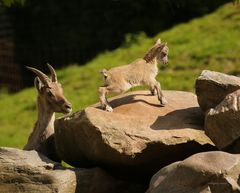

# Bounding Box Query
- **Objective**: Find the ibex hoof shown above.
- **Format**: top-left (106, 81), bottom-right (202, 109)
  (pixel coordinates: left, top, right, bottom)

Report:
top-left (160, 97), bottom-right (168, 106)
top-left (105, 105), bottom-right (113, 112)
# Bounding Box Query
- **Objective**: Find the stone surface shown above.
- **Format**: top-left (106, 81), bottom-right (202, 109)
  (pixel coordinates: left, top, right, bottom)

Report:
top-left (146, 151), bottom-right (240, 193)
top-left (0, 147), bottom-right (137, 193)
top-left (195, 70), bottom-right (240, 112)
top-left (205, 89), bottom-right (240, 150)
top-left (55, 90), bottom-right (215, 177)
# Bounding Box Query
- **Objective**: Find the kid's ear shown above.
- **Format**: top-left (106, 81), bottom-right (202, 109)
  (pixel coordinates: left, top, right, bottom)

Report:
top-left (100, 69), bottom-right (108, 77)
top-left (34, 77), bottom-right (43, 93)
top-left (155, 38), bottom-right (161, 44)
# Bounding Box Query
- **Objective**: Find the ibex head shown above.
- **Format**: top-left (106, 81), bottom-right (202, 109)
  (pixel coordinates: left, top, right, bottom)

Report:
top-left (155, 39), bottom-right (169, 65)
top-left (27, 64), bottom-right (72, 114)
top-left (144, 39), bottom-right (169, 65)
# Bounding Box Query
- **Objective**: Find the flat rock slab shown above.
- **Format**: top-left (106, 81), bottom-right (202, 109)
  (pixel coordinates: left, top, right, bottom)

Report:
top-left (0, 147), bottom-right (122, 193)
top-left (146, 151), bottom-right (240, 193)
top-left (55, 90), bottom-right (215, 177)
top-left (205, 89), bottom-right (240, 151)
top-left (195, 70), bottom-right (240, 112)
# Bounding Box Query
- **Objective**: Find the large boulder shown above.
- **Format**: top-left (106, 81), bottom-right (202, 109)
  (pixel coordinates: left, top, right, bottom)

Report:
top-left (195, 70), bottom-right (240, 112)
top-left (0, 147), bottom-right (141, 193)
top-left (205, 89), bottom-right (240, 151)
top-left (146, 151), bottom-right (240, 193)
top-left (55, 90), bottom-right (215, 177)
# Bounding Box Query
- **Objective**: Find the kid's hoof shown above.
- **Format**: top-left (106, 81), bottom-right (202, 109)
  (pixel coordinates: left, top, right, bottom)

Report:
top-left (160, 97), bottom-right (168, 106)
top-left (105, 106), bottom-right (113, 112)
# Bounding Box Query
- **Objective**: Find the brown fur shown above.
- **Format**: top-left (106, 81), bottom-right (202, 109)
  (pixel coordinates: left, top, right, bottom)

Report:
top-left (144, 43), bottom-right (165, 63)
top-left (24, 64), bottom-right (72, 161)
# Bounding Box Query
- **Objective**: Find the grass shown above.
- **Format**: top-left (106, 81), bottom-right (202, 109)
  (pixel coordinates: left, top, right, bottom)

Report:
top-left (0, 3), bottom-right (240, 148)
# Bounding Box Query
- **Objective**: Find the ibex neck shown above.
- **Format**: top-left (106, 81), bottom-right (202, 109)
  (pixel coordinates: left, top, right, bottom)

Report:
top-left (37, 97), bottom-right (55, 137)
top-left (149, 57), bottom-right (158, 66)
top-left (24, 96), bottom-right (55, 150)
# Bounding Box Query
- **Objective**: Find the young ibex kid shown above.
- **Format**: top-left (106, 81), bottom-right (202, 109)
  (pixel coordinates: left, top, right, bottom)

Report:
top-left (99, 39), bottom-right (169, 112)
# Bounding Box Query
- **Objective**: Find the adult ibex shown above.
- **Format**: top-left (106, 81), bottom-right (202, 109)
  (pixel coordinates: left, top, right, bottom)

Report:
top-left (99, 39), bottom-right (169, 112)
top-left (24, 64), bottom-right (72, 161)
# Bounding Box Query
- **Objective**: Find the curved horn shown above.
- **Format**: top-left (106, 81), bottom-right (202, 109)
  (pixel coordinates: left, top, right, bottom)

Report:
top-left (47, 63), bottom-right (57, 82)
top-left (26, 66), bottom-right (50, 85)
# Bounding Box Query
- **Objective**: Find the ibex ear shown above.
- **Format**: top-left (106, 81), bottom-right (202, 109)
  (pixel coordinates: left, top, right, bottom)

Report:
top-left (34, 77), bottom-right (43, 93)
top-left (100, 69), bottom-right (108, 77)
top-left (155, 38), bottom-right (161, 45)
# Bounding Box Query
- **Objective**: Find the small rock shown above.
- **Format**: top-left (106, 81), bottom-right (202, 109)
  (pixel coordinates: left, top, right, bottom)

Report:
top-left (205, 89), bottom-right (240, 151)
top-left (195, 70), bottom-right (240, 112)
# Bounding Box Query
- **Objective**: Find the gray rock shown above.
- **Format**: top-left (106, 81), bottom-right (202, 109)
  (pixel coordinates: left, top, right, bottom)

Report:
top-left (195, 70), bottom-right (240, 112)
top-left (54, 90), bottom-right (215, 177)
top-left (146, 151), bottom-right (240, 193)
top-left (0, 147), bottom-right (120, 193)
top-left (205, 89), bottom-right (240, 151)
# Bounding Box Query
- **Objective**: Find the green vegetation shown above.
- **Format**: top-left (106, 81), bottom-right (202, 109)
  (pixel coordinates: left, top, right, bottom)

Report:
top-left (0, 0), bottom-right (26, 6)
top-left (0, 3), bottom-right (240, 148)
top-left (9, 0), bottom-right (229, 67)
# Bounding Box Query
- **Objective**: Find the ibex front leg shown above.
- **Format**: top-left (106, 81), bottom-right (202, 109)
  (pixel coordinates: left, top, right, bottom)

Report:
top-left (98, 86), bottom-right (113, 112)
top-left (150, 86), bottom-right (157, 96)
top-left (151, 80), bottom-right (167, 106)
